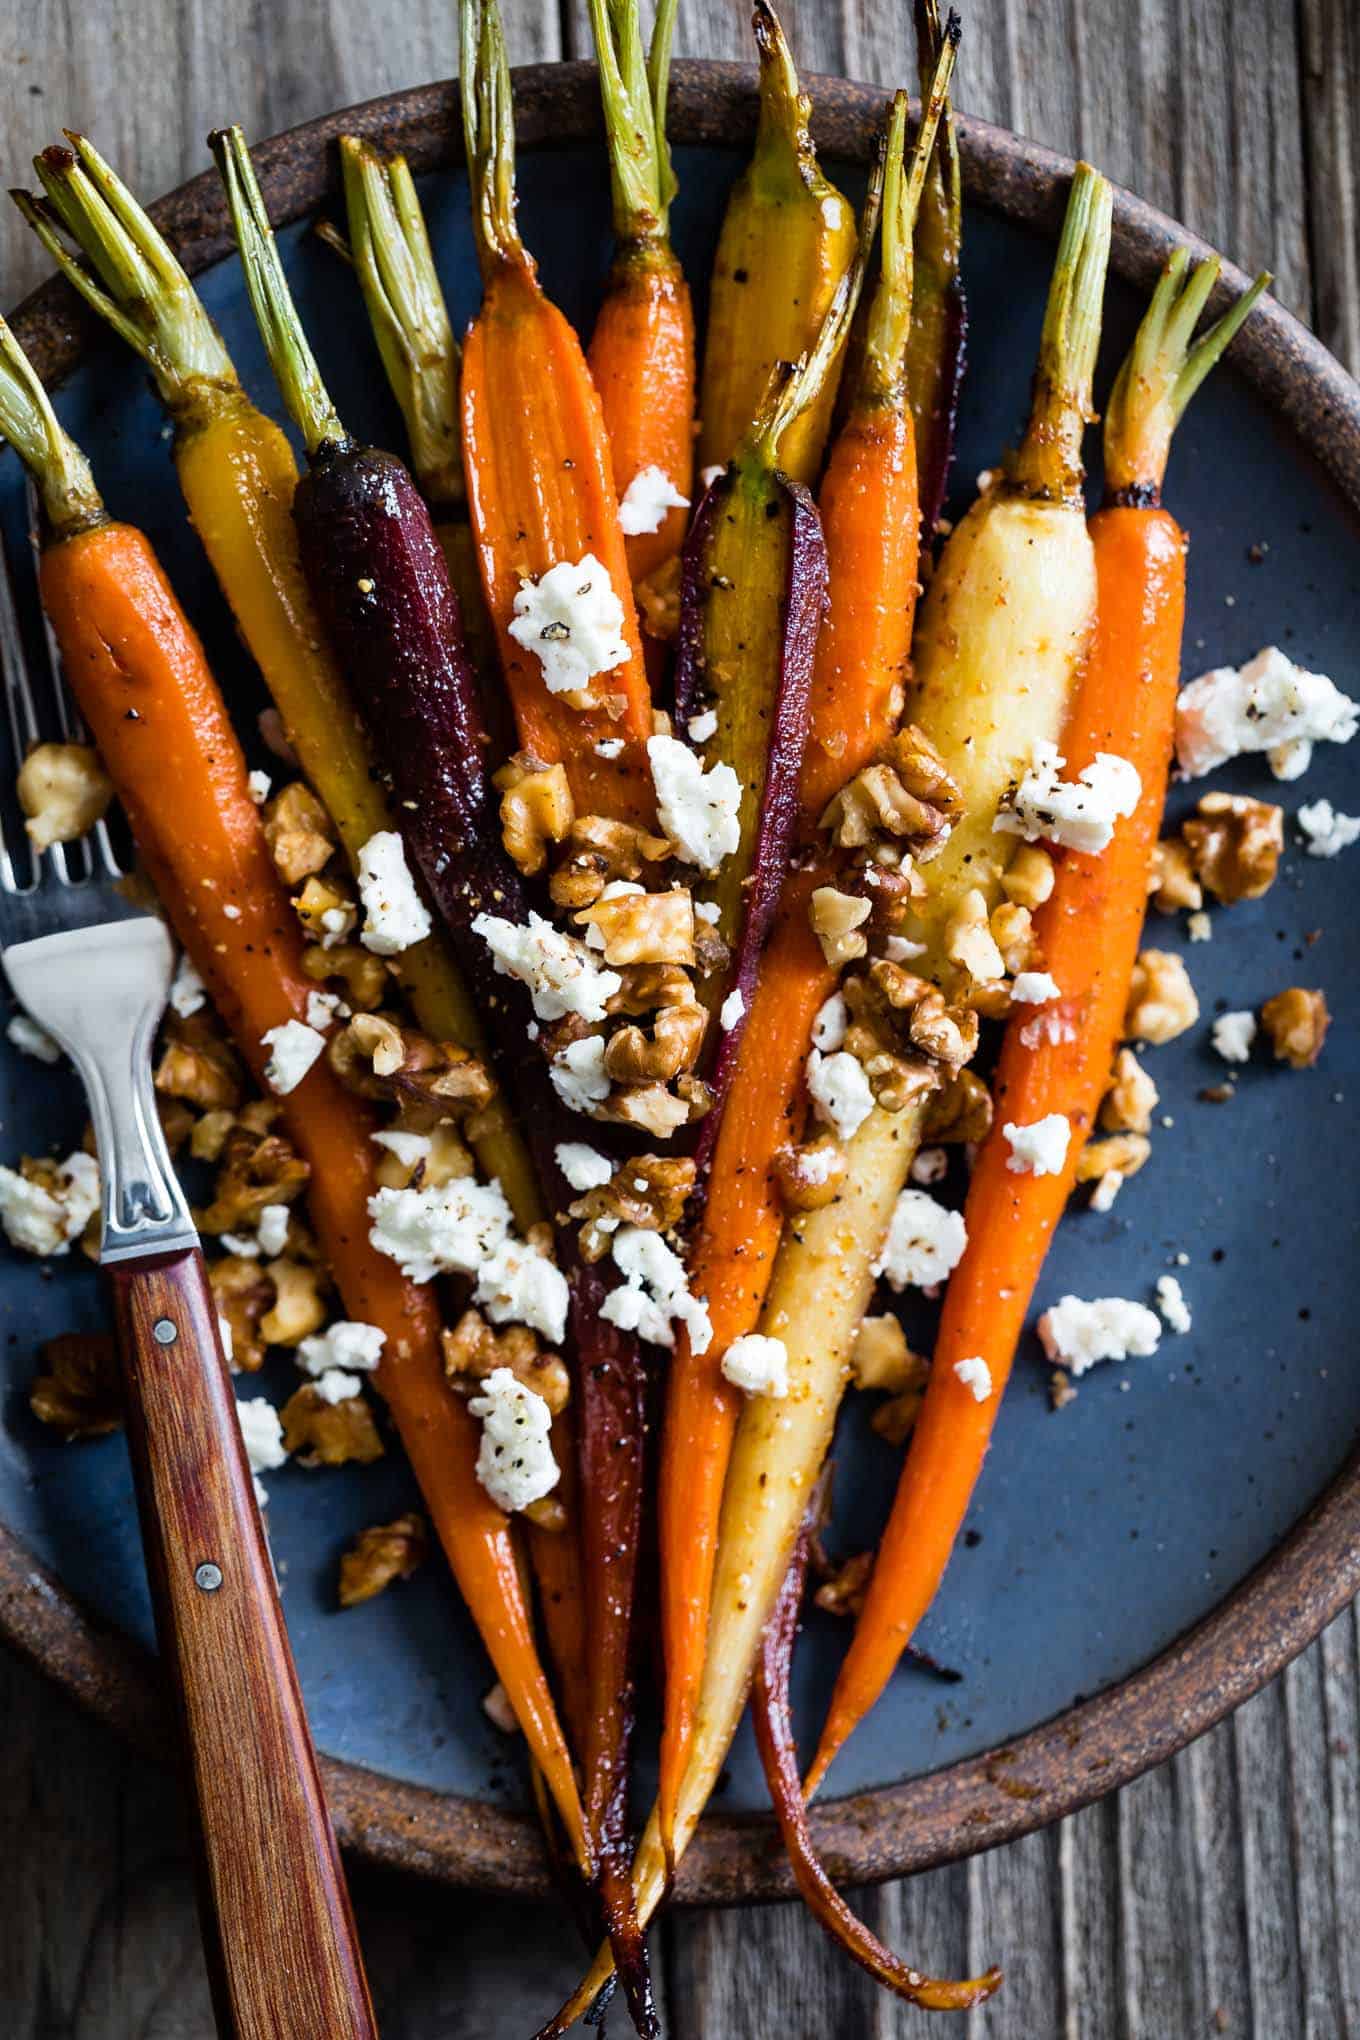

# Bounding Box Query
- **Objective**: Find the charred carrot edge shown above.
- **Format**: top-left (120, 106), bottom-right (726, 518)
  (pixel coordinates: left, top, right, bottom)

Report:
top-left (0, 315), bottom-right (589, 1876)
top-left (586, 0), bottom-right (695, 593)
top-left (806, 254), bottom-right (1269, 1793)
top-left (460, 0), bottom-right (656, 829)
top-left (656, 67), bottom-right (954, 1859)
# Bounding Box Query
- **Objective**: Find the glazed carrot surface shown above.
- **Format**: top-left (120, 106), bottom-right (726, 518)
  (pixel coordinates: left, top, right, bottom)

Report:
top-left (590, 242), bottom-right (695, 585)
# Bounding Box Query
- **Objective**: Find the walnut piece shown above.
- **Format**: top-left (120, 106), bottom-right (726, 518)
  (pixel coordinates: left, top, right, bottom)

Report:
top-left (851, 1314), bottom-right (926, 1395)
top-left (809, 886), bottom-right (872, 967)
top-left (820, 724), bottom-right (960, 854)
top-left (17, 742), bottom-right (113, 850)
top-left (576, 888), bottom-right (695, 967)
top-left (871, 1388), bottom-right (928, 1448)
top-left (604, 976), bottom-right (706, 1083)
top-left (569, 1154), bottom-right (695, 1260)
top-left (1125, 950), bottom-right (1199, 1045)
top-left (495, 755), bottom-right (575, 877)
top-left (990, 901), bottom-right (1037, 975)
top-left (196, 1124), bottom-right (309, 1235)
top-left (189, 1107), bottom-right (236, 1163)
top-left (1100, 1048), bottom-right (1159, 1135)
top-left (1260, 987), bottom-right (1330, 1069)
top-left (1000, 843), bottom-right (1054, 910)
top-left (281, 1383), bottom-right (384, 1466)
top-left (209, 1254), bottom-right (274, 1372)
top-left (772, 1138), bottom-right (847, 1211)
top-left (1148, 838), bottom-right (1203, 914)
top-left (923, 1067), bottom-right (993, 1146)
top-left (944, 888), bottom-right (1005, 984)
top-left (604, 1082), bottom-right (694, 1139)
top-left (1182, 793), bottom-right (1283, 904)
top-left (30, 1332), bottom-right (122, 1438)
top-left (634, 554), bottom-right (683, 641)
top-left (549, 815), bottom-right (672, 910)
top-left (1075, 1131), bottom-right (1151, 1190)
top-left (329, 1014), bottom-right (495, 1125)
top-left (263, 782), bottom-right (336, 886)
top-left (441, 1307), bottom-right (571, 1414)
top-left (338, 1512), bottom-right (428, 1607)
top-left (814, 1550), bottom-right (874, 1618)
top-left (372, 1122), bottom-right (473, 1190)
top-left (260, 1258), bottom-right (328, 1347)
top-left (155, 1017), bottom-right (242, 1112)
top-left (301, 939), bottom-right (386, 1011)
top-left (294, 874), bottom-right (358, 946)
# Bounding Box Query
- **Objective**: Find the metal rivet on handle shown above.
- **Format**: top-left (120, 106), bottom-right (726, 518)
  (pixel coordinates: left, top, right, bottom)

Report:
top-left (195, 1562), bottom-right (223, 1593)
top-left (152, 1318), bottom-right (178, 1346)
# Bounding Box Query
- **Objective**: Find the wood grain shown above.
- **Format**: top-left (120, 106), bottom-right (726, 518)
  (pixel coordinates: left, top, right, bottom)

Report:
top-left (1, 1), bottom-right (1358, 2036)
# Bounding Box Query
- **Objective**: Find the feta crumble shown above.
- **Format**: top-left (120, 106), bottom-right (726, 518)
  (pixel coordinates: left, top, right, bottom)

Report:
top-left (297, 1320), bottom-right (386, 1377)
top-left (319, 903), bottom-right (356, 947)
top-left (1212, 1010), bottom-right (1257, 1064)
top-left (473, 910), bottom-right (621, 1023)
top-left (595, 736), bottom-right (625, 760)
top-left (469, 1367), bottom-right (560, 1513)
top-left (305, 988), bottom-right (344, 1031)
top-left (1037, 1294), bottom-right (1162, 1375)
top-left (699, 464), bottom-right (725, 490)
top-left (806, 1048), bottom-right (874, 1141)
top-left (719, 987), bottom-right (746, 1030)
top-left (255, 1203), bottom-right (291, 1258)
top-left (1298, 798), bottom-right (1360, 857)
top-left (720, 1332), bottom-right (789, 1399)
top-left (953, 1356), bottom-right (993, 1402)
top-left (1010, 971), bottom-right (1060, 1005)
top-left (356, 831), bottom-right (432, 957)
top-left (1003, 1114), bottom-right (1071, 1176)
top-left (508, 554), bottom-right (630, 694)
top-left (371, 1129), bottom-right (432, 1170)
top-left (1155, 1274), bottom-right (1192, 1334)
top-left (368, 1175), bottom-right (567, 1341)
top-left (647, 734), bottom-right (742, 871)
top-left (910, 1146), bottom-right (948, 1187)
top-left (995, 742), bottom-right (1141, 855)
top-left (261, 1019), bottom-right (326, 1095)
top-left (6, 1014), bottom-right (61, 1064)
top-left (1187, 911), bottom-right (1213, 942)
top-left (694, 899), bottom-right (720, 926)
top-left (873, 1188), bottom-right (968, 1290)
top-left (555, 1142), bottom-right (613, 1192)
top-left (169, 953), bottom-right (207, 1018)
top-left (247, 768), bottom-right (272, 804)
top-left (811, 992), bottom-right (848, 1052)
top-left (0, 1150), bottom-right (100, 1257)
top-left (601, 1225), bottom-right (712, 1352)
top-left (550, 1034), bottom-right (611, 1115)
top-left (687, 709), bottom-right (718, 744)
top-left (1175, 646), bottom-right (1358, 779)
top-left (311, 1366), bottom-right (364, 1405)
top-left (477, 1235), bottom-right (570, 1344)
top-left (618, 465), bottom-right (690, 536)
top-left (237, 1396), bottom-right (287, 1474)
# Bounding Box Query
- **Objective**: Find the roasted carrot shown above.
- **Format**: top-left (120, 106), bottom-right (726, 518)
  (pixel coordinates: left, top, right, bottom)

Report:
top-left (656, 72), bottom-right (954, 1859)
top-left (586, 0), bottom-right (694, 602)
top-left (0, 315), bottom-right (588, 1875)
top-left (13, 137), bottom-right (538, 1232)
top-left (697, 0), bottom-right (856, 484)
top-left (808, 251), bottom-right (1270, 1793)
top-left (460, 0), bottom-right (655, 826)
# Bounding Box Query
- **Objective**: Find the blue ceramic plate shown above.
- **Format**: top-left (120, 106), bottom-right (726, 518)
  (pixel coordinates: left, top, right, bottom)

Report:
top-left (1, 66), bottom-right (1358, 1898)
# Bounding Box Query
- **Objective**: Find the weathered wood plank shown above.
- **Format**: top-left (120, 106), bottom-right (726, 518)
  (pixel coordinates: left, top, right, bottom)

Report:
top-left (1299, 0), bottom-right (1360, 375)
top-left (1058, 1798), bottom-right (1122, 2040)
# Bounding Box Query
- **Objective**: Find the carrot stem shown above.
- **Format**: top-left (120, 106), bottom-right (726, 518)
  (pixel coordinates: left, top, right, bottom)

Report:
top-left (460, 0), bottom-right (525, 275)
top-left (1009, 163), bottom-right (1113, 503)
top-left (0, 317), bottom-right (102, 534)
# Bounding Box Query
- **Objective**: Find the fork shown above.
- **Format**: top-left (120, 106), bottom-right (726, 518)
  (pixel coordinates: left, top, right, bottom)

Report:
top-left (0, 499), bottom-right (378, 2040)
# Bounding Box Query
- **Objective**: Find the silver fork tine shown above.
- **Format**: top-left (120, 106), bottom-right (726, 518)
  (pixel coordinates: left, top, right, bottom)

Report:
top-left (0, 524), bottom-right (42, 897)
top-left (24, 478), bottom-right (100, 885)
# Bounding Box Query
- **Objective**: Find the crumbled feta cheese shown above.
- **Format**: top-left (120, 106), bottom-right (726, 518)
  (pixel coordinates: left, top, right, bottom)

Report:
top-left (368, 1175), bottom-right (514, 1285)
top-left (694, 899), bottom-right (720, 925)
top-left (806, 1048), bottom-right (874, 1141)
top-left (1038, 1294), bottom-right (1162, 1375)
top-left (1089, 1170), bottom-right (1124, 1213)
top-left (1187, 911), bottom-right (1213, 942)
top-left (719, 987), bottom-right (746, 1030)
top-left (618, 465), bottom-right (690, 536)
top-left (873, 1188), bottom-right (968, 1290)
top-left (237, 1396), bottom-right (287, 1473)
top-left (474, 910), bottom-right (621, 1023)
top-left (1175, 646), bottom-right (1358, 778)
top-left (477, 1234), bottom-right (570, 1344)
top-left (297, 1320), bottom-right (386, 1376)
top-left (910, 1146), bottom-right (948, 1187)
top-left (220, 1230), bottom-right (261, 1258)
top-left (601, 1225), bottom-right (712, 1352)
top-left (469, 1366), bottom-right (560, 1512)
top-left (1010, 971), bottom-right (1060, 1005)
top-left (371, 1129), bottom-right (432, 1171)
top-left (508, 554), bottom-right (630, 694)
top-left (1155, 1274), bottom-right (1192, 1334)
top-left (261, 1019), bottom-right (326, 1095)
top-left (687, 709), bottom-right (718, 743)
top-left (720, 1333), bottom-right (789, 1399)
top-left (995, 742), bottom-right (1141, 855)
top-left (356, 831), bottom-right (432, 957)
top-left (953, 1356), bottom-right (992, 1402)
top-left (0, 1150), bottom-right (100, 1257)
top-left (6, 1014), bottom-right (61, 1063)
top-left (798, 1144), bottom-right (842, 1185)
top-left (169, 953), bottom-right (207, 1018)
top-left (1003, 1114), bottom-right (1071, 1176)
top-left (1212, 1010), bottom-right (1257, 1063)
top-left (305, 988), bottom-right (344, 1031)
top-left (312, 1366), bottom-right (364, 1405)
top-left (319, 903), bottom-right (356, 948)
top-left (812, 992), bottom-right (848, 1052)
top-left (699, 464), bottom-right (725, 490)
top-left (595, 737), bottom-right (624, 759)
top-left (550, 1034), bottom-right (611, 1115)
top-left (555, 1142), bottom-right (613, 1192)
top-left (1298, 798), bottom-right (1360, 857)
top-left (247, 768), bottom-right (272, 804)
top-left (255, 1203), bottom-right (291, 1258)
top-left (647, 734), bottom-right (742, 871)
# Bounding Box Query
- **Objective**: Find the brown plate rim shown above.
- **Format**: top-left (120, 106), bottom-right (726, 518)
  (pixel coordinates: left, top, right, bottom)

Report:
top-left (3, 58), bottom-right (1359, 1903)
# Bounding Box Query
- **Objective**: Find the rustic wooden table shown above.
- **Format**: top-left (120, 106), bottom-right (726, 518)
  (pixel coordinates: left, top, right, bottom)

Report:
top-left (1, 2), bottom-right (1357, 2034)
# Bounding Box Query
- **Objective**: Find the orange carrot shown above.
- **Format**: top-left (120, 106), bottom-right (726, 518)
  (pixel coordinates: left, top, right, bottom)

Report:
top-left (807, 252), bottom-right (1270, 1794)
top-left (656, 83), bottom-right (951, 1852)
top-left (460, 0), bottom-right (655, 827)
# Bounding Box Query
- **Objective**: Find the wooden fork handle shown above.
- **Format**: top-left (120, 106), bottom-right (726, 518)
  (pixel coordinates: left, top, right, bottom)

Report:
top-left (108, 1244), bottom-right (378, 2040)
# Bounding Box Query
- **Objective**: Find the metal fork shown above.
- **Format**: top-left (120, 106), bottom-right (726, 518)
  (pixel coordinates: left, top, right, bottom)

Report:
top-left (0, 492), bottom-right (377, 2040)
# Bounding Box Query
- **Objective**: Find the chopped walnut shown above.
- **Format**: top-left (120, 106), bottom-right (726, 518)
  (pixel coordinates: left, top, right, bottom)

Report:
top-left (693, 917), bottom-right (731, 980)
top-left (1000, 843), bottom-right (1055, 910)
top-left (1074, 1131), bottom-right (1151, 1192)
top-left (441, 1307), bottom-right (571, 1414)
top-left (281, 1382), bottom-right (384, 1466)
top-left (865, 964), bottom-right (978, 1074)
top-left (924, 1068), bottom-right (994, 1146)
top-left (197, 1125), bottom-right (309, 1236)
top-left (189, 1107), bottom-right (237, 1163)
top-left (814, 1550), bottom-right (874, 1617)
top-left (820, 723), bottom-right (960, 853)
top-left (155, 1095), bottom-right (195, 1157)
top-left (17, 742), bottom-right (113, 851)
top-left (773, 1138), bottom-right (847, 1211)
top-left (549, 815), bottom-right (672, 910)
top-left (260, 1258), bottom-right (328, 1347)
top-left (605, 1083), bottom-right (694, 1139)
top-left (568, 1153), bottom-right (695, 1259)
top-left (1260, 986), bottom-right (1330, 1068)
top-left (871, 1388), bottom-right (928, 1448)
top-left (576, 888), bottom-right (695, 967)
top-left (990, 902), bottom-right (1038, 975)
top-left (372, 1122), bottom-right (473, 1190)
top-left (839, 966), bottom-right (977, 1117)
top-left (154, 1017), bottom-right (243, 1113)
top-left (944, 888), bottom-right (1005, 983)
top-left (810, 885), bottom-right (872, 967)
top-left (338, 1512), bottom-right (428, 1607)
top-left (30, 1332), bottom-right (122, 1438)
top-left (329, 1014), bottom-right (495, 1125)
top-left (1125, 950), bottom-right (1199, 1045)
top-left (851, 1314), bottom-right (927, 1395)
top-left (1148, 838), bottom-right (1203, 914)
top-left (849, 855), bottom-right (927, 936)
top-left (209, 1254), bottom-right (274, 1372)
top-left (495, 755), bottom-right (575, 877)
top-left (604, 981), bottom-right (706, 1084)
top-left (1100, 1048), bottom-right (1159, 1135)
top-left (301, 939), bottom-right (386, 1011)
top-left (634, 554), bottom-right (683, 641)
top-left (1050, 1368), bottom-right (1078, 1411)
top-left (263, 782), bottom-right (336, 886)
top-left (294, 875), bottom-right (358, 948)
top-left (1182, 793), bottom-right (1283, 904)
top-left (523, 1493), bottom-right (568, 1533)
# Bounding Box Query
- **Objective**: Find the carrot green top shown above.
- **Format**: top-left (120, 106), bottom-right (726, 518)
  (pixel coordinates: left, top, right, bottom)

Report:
top-left (460, 0), bottom-right (528, 276)
top-left (588, 0), bottom-right (679, 244)
top-left (1008, 162), bottom-right (1113, 504)
top-left (0, 315), bottom-right (104, 535)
